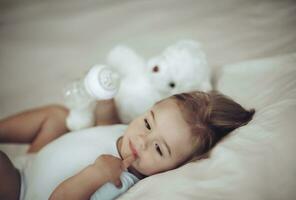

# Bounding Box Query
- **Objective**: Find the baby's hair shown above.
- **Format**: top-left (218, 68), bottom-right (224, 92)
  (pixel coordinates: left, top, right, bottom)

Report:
top-left (170, 90), bottom-right (255, 162)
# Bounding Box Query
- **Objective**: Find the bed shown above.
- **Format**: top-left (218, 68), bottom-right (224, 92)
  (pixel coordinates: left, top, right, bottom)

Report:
top-left (1, 0), bottom-right (296, 199)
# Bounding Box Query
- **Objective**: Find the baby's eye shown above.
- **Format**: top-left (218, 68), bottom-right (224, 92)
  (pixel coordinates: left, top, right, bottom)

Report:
top-left (144, 118), bottom-right (151, 130)
top-left (155, 143), bottom-right (163, 156)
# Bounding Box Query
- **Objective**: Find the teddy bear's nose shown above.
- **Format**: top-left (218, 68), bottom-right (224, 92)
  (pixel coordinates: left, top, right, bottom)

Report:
top-left (169, 82), bottom-right (175, 88)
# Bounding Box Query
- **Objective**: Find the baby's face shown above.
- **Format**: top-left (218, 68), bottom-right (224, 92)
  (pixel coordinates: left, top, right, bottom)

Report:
top-left (118, 98), bottom-right (196, 176)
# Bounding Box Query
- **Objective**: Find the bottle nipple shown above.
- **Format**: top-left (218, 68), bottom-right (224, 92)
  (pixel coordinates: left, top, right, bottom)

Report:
top-left (84, 65), bottom-right (120, 100)
top-left (98, 68), bottom-right (120, 91)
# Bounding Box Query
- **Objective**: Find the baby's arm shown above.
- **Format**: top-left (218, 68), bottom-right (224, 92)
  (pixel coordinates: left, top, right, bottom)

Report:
top-left (49, 164), bottom-right (109, 200)
top-left (0, 100), bottom-right (120, 152)
top-left (49, 154), bottom-right (135, 200)
top-left (0, 105), bottom-right (69, 152)
top-left (94, 99), bottom-right (121, 126)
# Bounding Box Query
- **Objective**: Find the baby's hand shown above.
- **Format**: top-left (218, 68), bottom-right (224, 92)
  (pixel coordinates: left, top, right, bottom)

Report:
top-left (93, 154), bottom-right (135, 188)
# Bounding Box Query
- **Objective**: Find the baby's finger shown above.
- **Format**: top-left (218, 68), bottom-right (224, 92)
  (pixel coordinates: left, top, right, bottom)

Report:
top-left (114, 179), bottom-right (122, 188)
top-left (122, 154), bottom-right (136, 170)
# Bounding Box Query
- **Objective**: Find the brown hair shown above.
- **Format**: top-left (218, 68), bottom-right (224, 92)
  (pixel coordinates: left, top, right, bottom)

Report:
top-left (170, 90), bottom-right (255, 162)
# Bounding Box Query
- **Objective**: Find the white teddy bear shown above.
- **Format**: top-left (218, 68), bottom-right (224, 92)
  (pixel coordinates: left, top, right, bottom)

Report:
top-left (107, 40), bottom-right (212, 124)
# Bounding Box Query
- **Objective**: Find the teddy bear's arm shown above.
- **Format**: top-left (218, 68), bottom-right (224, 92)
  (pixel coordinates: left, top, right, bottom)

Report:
top-left (94, 99), bottom-right (121, 125)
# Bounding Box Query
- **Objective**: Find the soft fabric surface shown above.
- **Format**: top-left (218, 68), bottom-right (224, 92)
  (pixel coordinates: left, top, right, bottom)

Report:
top-left (1, 1), bottom-right (296, 199)
top-left (217, 53), bottom-right (296, 110)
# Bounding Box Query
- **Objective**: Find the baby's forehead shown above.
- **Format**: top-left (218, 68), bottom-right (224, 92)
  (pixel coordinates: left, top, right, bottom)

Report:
top-left (163, 107), bottom-right (200, 159)
top-left (153, 101), bottom-right (195, 156)
top-left (153, 98), bottom-right (179, 112)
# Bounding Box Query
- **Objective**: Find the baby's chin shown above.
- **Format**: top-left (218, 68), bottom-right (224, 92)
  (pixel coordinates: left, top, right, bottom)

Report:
top-left (128, 164), bottom-right (148, 179)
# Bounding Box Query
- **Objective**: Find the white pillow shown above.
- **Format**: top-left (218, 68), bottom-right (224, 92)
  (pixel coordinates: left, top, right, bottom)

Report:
top-left (118, 53), bottom-right (296, 200)
top-left (216, 53), bottom-right (296, 110)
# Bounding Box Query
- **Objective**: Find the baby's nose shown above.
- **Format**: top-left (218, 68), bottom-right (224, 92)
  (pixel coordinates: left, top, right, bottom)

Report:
top-left (136, 134), bottom-right (147, 150)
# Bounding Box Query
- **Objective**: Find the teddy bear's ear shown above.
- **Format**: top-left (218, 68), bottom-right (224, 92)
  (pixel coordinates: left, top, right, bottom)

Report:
top-left (163, 39), bottom-right (206, 62)
top-left (107, 45), bottom-right (136, 67)
top-left (162, 39), bottom-right (207, 66)
top-left (173, 39), bottom-right (201, 50)
top-left (106, 45), bottom-right (145, 77)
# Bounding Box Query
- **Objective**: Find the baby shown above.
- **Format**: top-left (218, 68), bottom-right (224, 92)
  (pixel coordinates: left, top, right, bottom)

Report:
top-left (0, 90), bottom-right (255, 200)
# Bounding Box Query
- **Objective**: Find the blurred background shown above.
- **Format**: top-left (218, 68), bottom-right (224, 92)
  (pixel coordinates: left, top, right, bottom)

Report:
top-left (0, 0), bottom-right (296, 119)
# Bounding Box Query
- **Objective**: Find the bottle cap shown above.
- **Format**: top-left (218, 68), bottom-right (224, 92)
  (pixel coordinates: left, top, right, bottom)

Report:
top-left (84, 65), bottom-right (119, 100)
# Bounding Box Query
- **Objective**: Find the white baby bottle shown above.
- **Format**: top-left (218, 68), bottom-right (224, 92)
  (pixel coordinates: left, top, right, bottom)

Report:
top-left (63, 65), bottom-right (120, 131)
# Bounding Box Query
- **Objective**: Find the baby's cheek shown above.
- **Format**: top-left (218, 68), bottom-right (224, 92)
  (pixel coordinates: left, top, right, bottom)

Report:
top-left (135, 157), bottom-right (149, 171)
top-left (140, 158), bottom-right (163, 175)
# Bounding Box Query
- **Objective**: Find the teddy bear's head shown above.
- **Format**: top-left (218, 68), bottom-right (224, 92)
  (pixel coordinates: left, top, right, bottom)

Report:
top-left (106, 40), bottom-right (212, 123)
top-left (146, 40), bottom-right (212, 97)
